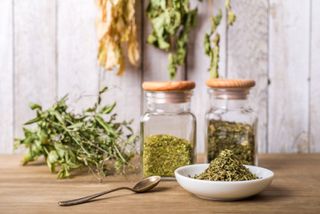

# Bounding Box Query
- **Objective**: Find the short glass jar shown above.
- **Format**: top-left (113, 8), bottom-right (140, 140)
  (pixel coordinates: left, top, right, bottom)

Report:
top-left (140, 81), bottom-right (197, 179)
top-left (205, 79), bottom-right (257, 165)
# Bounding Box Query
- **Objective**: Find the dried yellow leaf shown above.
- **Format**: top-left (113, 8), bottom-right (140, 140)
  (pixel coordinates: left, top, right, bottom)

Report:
top-left (97, 0), bottom-right (139, 75)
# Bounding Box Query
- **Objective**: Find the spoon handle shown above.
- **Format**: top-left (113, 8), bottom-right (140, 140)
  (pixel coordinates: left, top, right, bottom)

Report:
top-left (58, 187), bottom-right (133, 206)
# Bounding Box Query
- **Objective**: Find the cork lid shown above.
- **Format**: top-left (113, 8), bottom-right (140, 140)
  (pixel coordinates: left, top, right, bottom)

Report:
top-left (206, 79), bottom-right (255, 89)
top-left (142, 81), bottom-right (196, 91)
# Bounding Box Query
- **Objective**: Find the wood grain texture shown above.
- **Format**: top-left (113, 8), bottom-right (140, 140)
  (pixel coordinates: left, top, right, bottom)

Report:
top-left (310, 0), bottom-right (320, 152)
top-left (268, 0), bottom-right (310, 153)
top-left (0, 0), bottom-right (13, 153)
top-left (187, 0), bottom-right (227, 153)
top-left (227, 0), bottom-right (269, 153)
top-left (14, 0), bottom-right (57, 139)
top-left (57, 0), bottom-right (99, 112)
top-left (99, 0), bottom-right (142, 139)
top-left (1, 154), bottom-right (320, 213)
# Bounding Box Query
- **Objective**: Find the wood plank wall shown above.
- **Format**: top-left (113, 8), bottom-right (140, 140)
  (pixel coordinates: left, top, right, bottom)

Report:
top-left (269, 0), bottom-right (310, 153)
top-left (0, 0), bottom-right (319, 154)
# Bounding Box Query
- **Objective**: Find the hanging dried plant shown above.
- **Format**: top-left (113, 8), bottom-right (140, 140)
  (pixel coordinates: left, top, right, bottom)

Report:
top-left (97, 0), bottom-right (139, 75)
top-left (204, 0), bottom-right (236, 78)
top-left (146, 0), bottom-right (198, 79)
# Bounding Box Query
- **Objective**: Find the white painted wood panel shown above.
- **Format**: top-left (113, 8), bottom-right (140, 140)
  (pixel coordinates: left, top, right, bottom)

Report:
top-left (188, 0), bottom-right (227, 153)
top-left (1, 0), bottom-right (319, 154)
top-left (57, 0), bottom-right (99, 111)
top-left (268, 0), bottom-right (310, 153)
top-left (310, 0), bottom-right (320, 152)
top-left (0, 0), bottom-right (13, 153)
top-left (227, 0), bottom-right (268, 153)
top-left (14, 0), bottom-right (57, 141)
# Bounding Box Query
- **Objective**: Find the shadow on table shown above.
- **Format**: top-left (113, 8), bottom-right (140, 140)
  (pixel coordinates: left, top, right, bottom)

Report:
top-left (239, 185), bottom-right (292, 202)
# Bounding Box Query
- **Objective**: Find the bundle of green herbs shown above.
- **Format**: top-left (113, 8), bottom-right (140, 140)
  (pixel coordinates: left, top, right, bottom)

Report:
top-left (195, 149), bottom-right (258, 181)
top-left (146, 0), bottom-right (198, 79)
top-left (15, 87), bottom-right (136, 180)
top-left (143, 134), bottom-right (193, 177)
top-left (207, 120), bottom-right (255, 165)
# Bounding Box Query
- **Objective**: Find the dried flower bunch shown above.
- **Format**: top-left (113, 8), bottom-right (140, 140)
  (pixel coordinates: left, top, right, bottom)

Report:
top-left (97, 0), bottom-right (139, 75)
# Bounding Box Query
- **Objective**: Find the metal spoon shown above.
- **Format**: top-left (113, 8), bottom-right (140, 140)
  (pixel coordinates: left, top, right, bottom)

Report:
top-left (58, 176), bottom-right (161, 206)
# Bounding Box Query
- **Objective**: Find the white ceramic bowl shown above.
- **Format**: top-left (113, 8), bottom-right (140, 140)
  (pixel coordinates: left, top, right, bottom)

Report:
top-left (175, 164), bottom-right (274, 201)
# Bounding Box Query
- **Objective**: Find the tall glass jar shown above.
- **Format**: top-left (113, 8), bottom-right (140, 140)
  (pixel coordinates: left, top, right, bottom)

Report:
top-left (205, 79), bottom-right (257, 165)
top-left (141, 81), bottom-right (196, 179)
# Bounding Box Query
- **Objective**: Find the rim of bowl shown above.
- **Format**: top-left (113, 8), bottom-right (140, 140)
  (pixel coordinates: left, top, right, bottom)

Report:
top-left (174, 164), bottom-right (274, 184)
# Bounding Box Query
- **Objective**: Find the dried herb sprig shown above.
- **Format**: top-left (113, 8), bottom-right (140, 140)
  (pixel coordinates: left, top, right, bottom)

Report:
top-left (195, 149), bottom-right (258, 181)
top-left (15, 87), bottom-right (137, 180)
top-left (146, 0), bottom-right (198, 79)
top-left (204, 0), bottom-right (236, 78)
top-left (204, 9), bottom-right (222, 78)
top-left (226, 0), bottom-right (236, 26)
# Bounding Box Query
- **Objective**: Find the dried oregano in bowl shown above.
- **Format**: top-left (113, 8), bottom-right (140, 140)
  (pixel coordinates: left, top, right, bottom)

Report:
top-left (195, 149), bottom-right (258, 181)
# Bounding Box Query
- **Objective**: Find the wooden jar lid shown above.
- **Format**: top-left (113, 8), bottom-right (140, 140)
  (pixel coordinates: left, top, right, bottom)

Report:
top-left (142, 81), bottom-right (196, 91)
top-left (206, 79), bottom-right (255, 89)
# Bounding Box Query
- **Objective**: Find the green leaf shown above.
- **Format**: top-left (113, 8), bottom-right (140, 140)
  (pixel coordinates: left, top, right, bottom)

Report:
top-left (29, 103), bottom-right (42, 110)
top-left (22, 153), bottom-right (34, 165)
top-left (99, 86), bottom-right (108, 95)
top-left (67, 123), bottom-right (83, 129)
top-left (48, 150), bottom-right (59, 163)
top-left (147, 34), bottom-right (157, 44)
top-left (100, 102), bottom-right (116, 114)
top-left (24, 117), bottom-right (42, 125)
top-left (95, 115), bottom-right (117, 137)
top-left (47, 150), bottom-right (59, 172)
top-left (228, 11), bottom-right (236, 26)
top-left (54, 143), bottom-right (66, 158)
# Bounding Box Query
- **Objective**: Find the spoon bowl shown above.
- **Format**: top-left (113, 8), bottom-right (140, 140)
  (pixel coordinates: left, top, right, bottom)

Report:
top-left (133, 176), bottom-right (161, 193)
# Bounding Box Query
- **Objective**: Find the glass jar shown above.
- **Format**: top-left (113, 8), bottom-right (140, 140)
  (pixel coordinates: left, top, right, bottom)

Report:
top-left (141, 81), bottom-right (197, 179)
top-left (205, 79), bottom-right (257, 165)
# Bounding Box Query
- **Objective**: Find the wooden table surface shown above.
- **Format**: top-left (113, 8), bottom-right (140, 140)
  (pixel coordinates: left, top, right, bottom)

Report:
top-left (0, 154), bottom-right (319, 214)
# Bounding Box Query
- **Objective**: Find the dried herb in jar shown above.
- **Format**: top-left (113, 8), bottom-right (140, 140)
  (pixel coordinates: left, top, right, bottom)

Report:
top-left (195, 149), bottom-right (258, 181)
top-left (143, 134), bottom-right (192, 177)
top-left (207, 120), bottom-right (255, 165)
